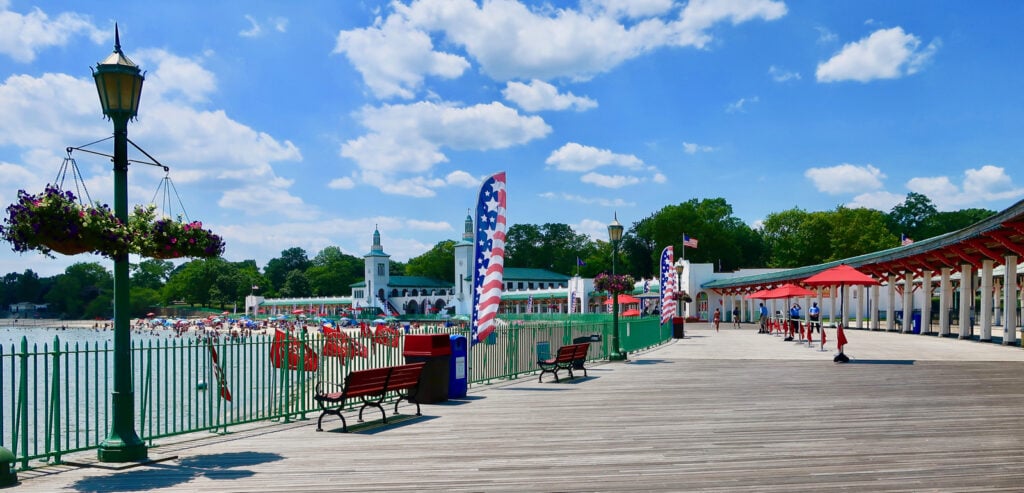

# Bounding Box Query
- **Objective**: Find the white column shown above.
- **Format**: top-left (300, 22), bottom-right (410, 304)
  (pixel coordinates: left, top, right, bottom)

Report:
top-left (959, 264), bottom-right (973, 339)
top-left (871, 284), bottom-right (880, 330)
top-left (920, 270), bottom-right (932, 335)
top-left (887, 274), bottom-right (897, 331)
top-left (855, 285), bottom-right (864, 329)
top-left (1004, 255), bottom-right (1018, 345)
top-left (828, 286), bottom-right (837, 325)
top-left (902, 271), bottom-right (915, 333)
top-left (939, 267), bottom-right (951, 336)
top-left (994, 277), bottom-right (1003, 327)
top-left (981, 259), bottom-right (993, 341)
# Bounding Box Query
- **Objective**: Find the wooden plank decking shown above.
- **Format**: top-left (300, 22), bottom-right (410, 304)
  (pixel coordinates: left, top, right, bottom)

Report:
top-left (17, 323), bottom-right (1024, 492)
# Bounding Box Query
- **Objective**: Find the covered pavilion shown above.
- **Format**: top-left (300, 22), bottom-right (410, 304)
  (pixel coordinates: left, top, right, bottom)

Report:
top-left (704, 198), bottom-right (1024, 345)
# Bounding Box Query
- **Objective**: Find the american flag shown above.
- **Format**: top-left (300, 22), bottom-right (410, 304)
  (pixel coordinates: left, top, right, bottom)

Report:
top-left (683, 234), bottom-right (698, 249)
top-left (526, 294), bottom-right (533, 313)
top-left (569, 290), bottom-right (576, 314)
top-left (901, 233), bottom-right (914, 246)
top-left (660, 246), bottom-right (675, 325)
top-left (471, 172), bottom-right (507, 343)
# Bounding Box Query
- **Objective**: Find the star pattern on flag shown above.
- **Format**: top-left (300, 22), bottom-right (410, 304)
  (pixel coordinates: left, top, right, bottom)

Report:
top-left (471, 172), bottom-right (507, 343)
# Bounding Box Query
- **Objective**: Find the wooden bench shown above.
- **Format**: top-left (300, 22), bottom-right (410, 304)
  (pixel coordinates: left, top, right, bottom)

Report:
top-left (314, 362), bottom-right (425, 432)
top-left (537, 343), bottom-right (589, 383)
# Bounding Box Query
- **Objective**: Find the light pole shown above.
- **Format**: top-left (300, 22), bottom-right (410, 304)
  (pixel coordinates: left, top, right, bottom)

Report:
top-left (608, 213), bottom-right (626, 361)
top-left (674, 260), bottom-right (685, 318)
top-left (93, 25), bottom-right (147, 462)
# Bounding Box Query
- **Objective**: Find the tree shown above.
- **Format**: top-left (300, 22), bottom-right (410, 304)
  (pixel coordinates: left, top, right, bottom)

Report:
top-left (760, 208), bottom-right (831, 267)
top-left (307, 246), bottom-right (363, 296)
top-left (264, 247), bottom-right (310, 294)
top-left (887, 192), bottom-right (937, 241)
top-left (45, 262), bottom-right (113, 318)
top-left (505, 223), bottom-right (593, 274)
top-left (920, 208), bottom-right (996, 240)
top-left (163, 258), bottom-right (230, 307)
top-left (406, 240), bottom-right (456, 283)
top-left (131, 259), bottom-right (173, 290)
top-left (828, 207), bottom-right (897, 260)
top-left (280, 269), bottom-right (312, 297)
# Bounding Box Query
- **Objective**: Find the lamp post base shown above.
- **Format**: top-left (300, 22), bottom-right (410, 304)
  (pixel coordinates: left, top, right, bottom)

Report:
top-left (608, 350), bottom-right (628, 361)
top-left (97, 437), bottom-right (147, 463)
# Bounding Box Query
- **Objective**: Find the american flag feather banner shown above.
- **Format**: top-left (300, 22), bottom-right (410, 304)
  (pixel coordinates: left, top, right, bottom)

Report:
top-left (472, 172), bottom-right (507, 344)
top-left (660, 246), bottom-right (675, 325)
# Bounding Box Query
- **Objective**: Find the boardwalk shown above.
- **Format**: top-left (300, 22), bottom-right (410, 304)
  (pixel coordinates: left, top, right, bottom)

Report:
top-left (18, 323), bottom-right (1024, 492)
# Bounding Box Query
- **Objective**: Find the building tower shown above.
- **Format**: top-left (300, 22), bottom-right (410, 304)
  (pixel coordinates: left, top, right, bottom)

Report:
top-left (364, 225), bottom-right (391, 311)
top-left (453, 210), bottom-right (475, 315)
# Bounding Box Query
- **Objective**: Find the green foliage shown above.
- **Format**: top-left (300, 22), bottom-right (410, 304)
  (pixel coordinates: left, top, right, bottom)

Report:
top-left (264, 247), bottom-right (310, 294)
top-left (131, 259), bottom-right (174, 290)
top-left (887, 192), bottom-right (937, 240)
top-left (505, 223), bottom-right (593, 274)
top-left (44, 262), bottom-right (112, 318)
top-left (406, 240), bottom-right (456, 283)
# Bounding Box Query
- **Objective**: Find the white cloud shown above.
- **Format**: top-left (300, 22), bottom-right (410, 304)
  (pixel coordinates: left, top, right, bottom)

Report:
top-left (368, 0), bottom-right (786, 85)
top-left (768, 65), bottom-right (801, 82)
top-left (574, 218), bottom-right (619, 241)
top-left (847, 190), bottom-right (904, 211)
top-left (218, 184), bottom-right (309, 218)
top-left (406, 219), bottom-right (452, 231)
top-left (816, 27), bottom-right (940, 83)
top-left (674, 0), bottom-right (787, 48)
top-left (581, 171), bottom-right (641, 188)
top-left (805, 163), bottom-right (885, 195)
top-left (333, 12), bottom-right (469, 99)
top-left (445, 170), bottom-right (481, 187)
top-left (539, 191), bottom-right (636, 207)
top-left (725, 96), bottom-right (758, 113)
top-left (328, 177), bottom-right (355, 189)
top-left (584, 0), bottom-right (675, 19)
top-left (340, 101), bottom-right (550, 196)
top-left (0, 3), bottom-right (106, 62)
top-left (240, 15), bottom-right (289, 38)
top-left (682, 141), bottom-right (714, 154)
top-left (135, 49), bottom-right (217, 104)
top-left (502, 79), bottom-right (597, 112)
top-left (545, 142), bottom-right (643, 172)
top-left (907, 165), bottom-right (1024, 210)
top-left (651, 172), bottom-right (667, 183)
top-left (815, 26), bottom-right (837, 44)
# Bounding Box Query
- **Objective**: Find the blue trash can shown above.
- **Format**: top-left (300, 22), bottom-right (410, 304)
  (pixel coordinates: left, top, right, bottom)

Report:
top-left (911, 310), bottom-right (921, 334)
top-left (448, 334), bottom-right (468, 399)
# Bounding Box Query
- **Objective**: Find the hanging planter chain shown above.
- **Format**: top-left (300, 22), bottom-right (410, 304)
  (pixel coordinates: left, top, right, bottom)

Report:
top-left (150, 173), bottom-right (190, 223)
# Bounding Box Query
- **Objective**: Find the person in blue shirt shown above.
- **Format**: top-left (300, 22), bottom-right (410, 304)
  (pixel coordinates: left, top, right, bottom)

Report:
top-left (758, 303), bottom-right (768, 333)
top-left (808, 302), bottom-right (821, 333)
top-left (788, 303), bottom-right (801, 336)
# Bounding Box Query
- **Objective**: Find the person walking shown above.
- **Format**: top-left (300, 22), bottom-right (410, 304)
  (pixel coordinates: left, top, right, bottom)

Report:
top-left (713, 308), bottom-right (721, 332)
top-left (759, 303), bottom-right (768, 333)
top-left (788, 303), bottom-right (801, 340)
top-left (732, 306), bottom-right (741, 328)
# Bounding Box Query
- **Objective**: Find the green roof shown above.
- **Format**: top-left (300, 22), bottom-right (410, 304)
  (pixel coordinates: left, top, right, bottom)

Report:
top-left (350, 276), bottom-right (452, 289)
top-left (502, 268), bottom-right (570, 282)
top-left (503, 290), bottom-right (568, 300)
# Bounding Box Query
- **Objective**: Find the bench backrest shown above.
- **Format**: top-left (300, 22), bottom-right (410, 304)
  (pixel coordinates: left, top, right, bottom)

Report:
top-left (555, 344), bottom-right (578, 363)
top-left (345, 367), bottom-right (392, 397)
top-left (571, 343), bottom-right (589, 361)
top-left (387, 362), bottom-right (425, 391)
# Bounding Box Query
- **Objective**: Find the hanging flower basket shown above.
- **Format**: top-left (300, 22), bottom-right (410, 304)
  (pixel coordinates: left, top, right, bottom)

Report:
top-left (0, 186), bottom-right (129, 258)
top-left (594, 273), bottom-right (636, 295)
top-left (128, 205), bottom-right (225, 259)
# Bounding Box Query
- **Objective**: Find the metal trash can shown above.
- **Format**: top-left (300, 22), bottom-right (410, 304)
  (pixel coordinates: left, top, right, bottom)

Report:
top-left (403, 334), bottom-right (451, 403)
top-left (672, 317), bottom-right (686, 339)
top-left (448, 334), bottom-right (467, 399)
top-left (571, 334), bottom-right (601, 370)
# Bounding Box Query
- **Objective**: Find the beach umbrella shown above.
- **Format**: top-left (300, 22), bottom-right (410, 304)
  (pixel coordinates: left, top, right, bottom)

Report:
top-left (761, 284), bottom-right (817, 340)
top-left (146, 312), bottom-right (156, 317)
top-left (291, 309), bottom-right (305, 315)
top-left (603, 294), bottom-right (641, 305)
top-left (745, 289), bottom-right (774, 300)
top-left (622, 308), bottom-right (641, 317)
top-left (803, 264), bottom-right (880, 362)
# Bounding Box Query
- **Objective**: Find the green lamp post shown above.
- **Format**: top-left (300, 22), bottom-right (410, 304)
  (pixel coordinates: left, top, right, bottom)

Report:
top-left (608, 213), bottom-right (626, 361)
top-left (93, 25), bottom-right (147, 462)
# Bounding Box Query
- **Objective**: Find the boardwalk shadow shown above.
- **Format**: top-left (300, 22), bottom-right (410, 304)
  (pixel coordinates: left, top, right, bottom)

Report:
top-left (324, 414), bottom-right (438, 434)
top-left (70, 451), bottom-right (283, 492)
top-left (629, 359), bottom-right (672, 365)
top-left (848, 359), bottom-right (916, 365)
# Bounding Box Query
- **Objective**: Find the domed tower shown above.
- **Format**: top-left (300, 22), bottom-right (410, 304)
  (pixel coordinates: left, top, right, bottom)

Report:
top-left (364, 225), bottom-right (391, 310)
top-left (453, 210), bottom-right (475, 314)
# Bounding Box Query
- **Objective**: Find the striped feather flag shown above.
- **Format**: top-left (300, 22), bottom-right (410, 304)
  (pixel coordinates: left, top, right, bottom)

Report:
top-left (660, 246), bottom-right (675, 325)
top-left (472, 172), bottom-right (507, 343)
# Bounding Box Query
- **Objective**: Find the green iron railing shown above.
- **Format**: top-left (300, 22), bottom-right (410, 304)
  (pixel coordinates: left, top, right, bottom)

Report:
top-left (1, 315), bottom-right (670, 470)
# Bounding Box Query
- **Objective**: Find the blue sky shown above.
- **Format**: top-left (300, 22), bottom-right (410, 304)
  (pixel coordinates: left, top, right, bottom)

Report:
top-left (2, 0), bottom-right (1023, 277)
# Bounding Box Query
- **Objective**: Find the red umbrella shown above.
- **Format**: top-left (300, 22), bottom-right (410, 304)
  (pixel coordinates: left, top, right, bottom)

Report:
top-left (291, 309), bottom-right (305, 315)
top-left (604, 294), bottom-right (641, 305)
top-left (746, 289), bottom-right (774, 300)
top-left (221, 311), bottom-right (230, 315)
top-left (802, 264), bottom-right (878, 361)
top-left (146, 312), bottom-right (156, 317)
top-left (803, 264), bottom-right (879, 287)
top-left (764, 283), bottom-right (816, 299)
top-left (622, 308), bottom-right (641, 317)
